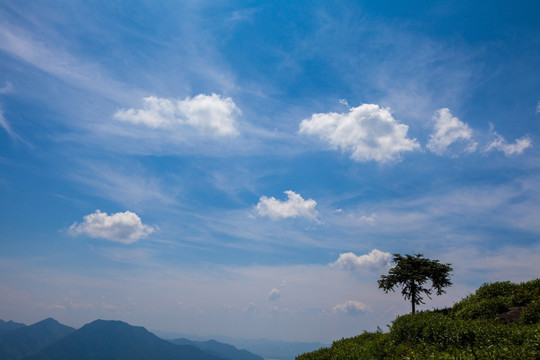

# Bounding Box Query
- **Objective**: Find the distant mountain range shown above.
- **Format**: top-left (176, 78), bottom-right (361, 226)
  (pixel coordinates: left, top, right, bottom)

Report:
top-left (159, 332), bottom-right (328, 360)
top-left (170, 338), bottom-right (263, 360)
top-left (0, 318), bottom-right (74, 360)
top-left (210, 337), bottom-right (328, 360)
top-left (0, 320), bottom-right (26, 334)
top-left (0, 318), bottom-right (264, 360)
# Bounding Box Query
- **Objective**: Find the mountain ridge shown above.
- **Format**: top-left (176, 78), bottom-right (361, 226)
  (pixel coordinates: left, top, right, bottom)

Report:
top-left (21, 319), bottom-right (226, 360)
top-left (170, 338), bottom-right (263, 360)
top-left (0, 318), bottom-right (75, 360)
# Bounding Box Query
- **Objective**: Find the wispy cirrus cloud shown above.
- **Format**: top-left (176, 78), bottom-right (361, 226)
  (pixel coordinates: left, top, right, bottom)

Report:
top-left (427, 108), bottom-right (477, 155)
top-left (0, 81), bottom-right (13, 94)
top-left (0, 104), bottom-right (30, 146)
top-left (0, 106), bottom-right (15, 138)
top-left (299, 104), bottom-right (420, 162)
top-left (70, 162), bottom-right (175, 209)
top-left (69, 210), bottom-right (156, 244)
top-left (0, 22), bottom-right (134, 104)
top-left (255, 190), bottom-right (319, 222)
top-left (114, 94), bottom-right (240, 138)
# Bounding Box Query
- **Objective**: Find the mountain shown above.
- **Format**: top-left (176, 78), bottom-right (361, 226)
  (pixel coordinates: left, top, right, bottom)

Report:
top-left (23, 319), bottom-right (225, 360)
top-left (170, 338), bottom-right (263, 360)
top-left (171, 335), bottom-right (327, 360)
top-left (222, 338), bottom-right (328, 360)
top-left (0, 318), bottom-right (75, 360)
top-left (0, 320), bottom-right (26, 333)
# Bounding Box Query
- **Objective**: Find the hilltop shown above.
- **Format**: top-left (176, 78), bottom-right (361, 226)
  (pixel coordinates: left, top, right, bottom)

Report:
top-left (297, 278), bottom-right (540, 360)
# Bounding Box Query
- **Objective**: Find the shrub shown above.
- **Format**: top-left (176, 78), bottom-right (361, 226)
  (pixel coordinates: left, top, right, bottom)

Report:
top-left (511, 279), bottom-right (540, 307)
top-left (521, 299), bottom-right (540, 324)
top-left (475, 281), bottom-right (518, 300)
top-left (453, 297), bottom-right (509, 320)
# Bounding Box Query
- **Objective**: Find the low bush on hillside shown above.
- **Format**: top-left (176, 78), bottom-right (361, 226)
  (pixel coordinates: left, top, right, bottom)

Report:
top-left (297, 278), bottom-right (540, 360)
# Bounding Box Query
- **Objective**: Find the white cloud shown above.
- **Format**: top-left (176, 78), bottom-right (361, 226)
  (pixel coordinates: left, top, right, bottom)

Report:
top-left (358, 213), bottom-right (377, 226)
top-left (299, 104), bottom-right (420, 162)
top-left (0, 105), bottom-right (28, 146)
top-left (255, 190), bottom-right (319, 221)
top-left (536, 101), bottom-right (540, 114)
top-left (69, 210), bottom-right (156, 244)
top-left (0, 24), bottom-right (132, 104)
top-left (331, 249), bottom-right (391, 271)
top-left (338, 98), bottom-right (349, 106)
top-left (485, 131), bottom-right (532, 156)
top-left (0, 106), bottom-right (14, 138)
top-left (427, 108), bottom-right (477, 155)
top-left (268, 288), bottom-right (281, 301)
top-left (114, 94), bottom-right (240, 137)
top-left (332, 300), bottom-right (368, 315)
top-left (0, 81), bottom-right (13, 94)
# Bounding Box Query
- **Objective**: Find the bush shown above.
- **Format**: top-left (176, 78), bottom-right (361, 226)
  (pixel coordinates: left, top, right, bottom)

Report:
top-left (475, 281), bottom-right (518, 300)
top-left (453, 297), bottom-right (509, 320)
top-left (521, 299), bottom-right (540, 324)
top-left (511, 279), bottom-right (540, 307)
top-left (296, 347), bottom-right (332, 360)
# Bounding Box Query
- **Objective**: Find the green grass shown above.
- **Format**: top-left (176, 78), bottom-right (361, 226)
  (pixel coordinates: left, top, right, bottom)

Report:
top-left (297, 279), bottom-right (540, 360)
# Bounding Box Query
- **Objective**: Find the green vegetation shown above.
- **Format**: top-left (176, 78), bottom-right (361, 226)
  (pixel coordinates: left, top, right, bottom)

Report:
top-left (378, 254), bottom-right (453, 314)
top-left (297, 279), bottom-right (540, 360)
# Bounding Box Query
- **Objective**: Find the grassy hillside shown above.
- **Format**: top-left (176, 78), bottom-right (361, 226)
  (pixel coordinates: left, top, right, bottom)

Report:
top-left (297, 279), bottom-right (540, 360)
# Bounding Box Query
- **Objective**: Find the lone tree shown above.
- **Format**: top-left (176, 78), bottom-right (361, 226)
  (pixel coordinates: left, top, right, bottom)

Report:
top-left (378, 253), bottom-right (452, 314)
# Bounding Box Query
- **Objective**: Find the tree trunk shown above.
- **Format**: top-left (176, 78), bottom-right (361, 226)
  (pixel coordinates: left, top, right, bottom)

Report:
top-left (411, 281), bottom-right (416, 314)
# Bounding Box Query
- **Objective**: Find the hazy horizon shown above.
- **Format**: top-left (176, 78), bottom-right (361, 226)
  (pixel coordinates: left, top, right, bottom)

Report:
top-left (1, 0), bottom-right (539, 343)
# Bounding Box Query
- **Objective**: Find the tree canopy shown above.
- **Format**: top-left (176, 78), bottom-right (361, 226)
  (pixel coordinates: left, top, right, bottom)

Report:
top-left (378, 253), bottom-right (452, 314)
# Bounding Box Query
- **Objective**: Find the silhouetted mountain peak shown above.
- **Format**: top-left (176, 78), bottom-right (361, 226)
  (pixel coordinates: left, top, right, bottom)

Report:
top-left (24, 319), bottom-right (225, 360)
top-left (0, 319), bottom-right (26, 333)
top-left (0, 318), bottom-right (74, 360)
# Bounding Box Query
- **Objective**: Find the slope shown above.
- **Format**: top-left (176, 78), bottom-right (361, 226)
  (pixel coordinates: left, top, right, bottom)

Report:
top-left (297, 278), bottom-right (540, 360)
top-left (0, 318), bottom-right (75, 360)
top-left (23, 319), bottom-right (225, 360)
top-left (170, 338), bottom-right (263, 360)
top-left (0, 320), bottom-right (26, 334)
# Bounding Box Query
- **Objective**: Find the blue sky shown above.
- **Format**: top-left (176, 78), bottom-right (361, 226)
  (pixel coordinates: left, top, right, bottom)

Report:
top-left (0, 0), bottom-right (539, 342)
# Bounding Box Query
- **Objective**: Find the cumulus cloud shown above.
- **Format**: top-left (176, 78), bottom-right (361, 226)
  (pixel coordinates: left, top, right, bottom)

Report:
top-left (331, 249), bottom-right (391, 271)
top-left (427, 108), bottom-right (477, 155)
top-left (69, 210), bottom-right (156, 244)
top-left (485, 131), bottom-right (532, 156)
top-left (268, 288), bottom-right (281, 301)
top-left (114, 94), bottom-right (240, 137)
top-left (255, 190), bottom-right (319, 221)
top-left (332, 300), bottom-right (368, 315)
top-left (299, 104), bottom-right (420, 162)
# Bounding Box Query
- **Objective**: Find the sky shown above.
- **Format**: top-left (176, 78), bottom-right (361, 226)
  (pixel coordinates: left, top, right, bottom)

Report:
top-left (0, 0), bottom-right (539, 343)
